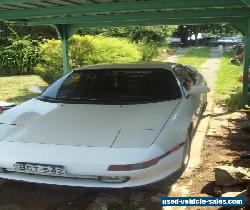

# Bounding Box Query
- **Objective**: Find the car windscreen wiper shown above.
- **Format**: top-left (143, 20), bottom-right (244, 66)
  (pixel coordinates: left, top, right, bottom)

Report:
top-left (38, 95), bottom-right (176, 104)
top-left (55, 97), bottom-right (103, 101)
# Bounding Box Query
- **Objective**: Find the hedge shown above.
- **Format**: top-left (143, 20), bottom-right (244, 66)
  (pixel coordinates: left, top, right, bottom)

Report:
top-left (35, 35), bottom-right (142, 83)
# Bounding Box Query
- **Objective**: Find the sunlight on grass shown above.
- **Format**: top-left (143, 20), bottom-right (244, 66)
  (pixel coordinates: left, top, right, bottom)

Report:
top-left (215, 51), bottom-right (243, 111)
top-left (0, 75), bottom-right (48, 103)
top-left (153, 47), bottom-right (176, 62)
top-left (176, 47), bottom-right (211, 69)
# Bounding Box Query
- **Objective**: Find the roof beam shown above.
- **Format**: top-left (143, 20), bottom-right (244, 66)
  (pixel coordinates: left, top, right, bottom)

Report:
top-left (231, 21), bottom-right (247, 34)
top-left (68, 17), bottom-right (246, 28)
top-left (241, 0), bottom-right (250, 6)
top-left (0, 0), bottom-right (37, 3)
top-left (28, 8), bottom-right (250, 25)
top-left (0, 0), bottom-right (245, 20)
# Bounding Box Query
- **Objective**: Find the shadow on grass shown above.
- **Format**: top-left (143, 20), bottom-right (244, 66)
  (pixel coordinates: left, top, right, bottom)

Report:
top-left (6, 89), bottom-right (40, 104)
top-left (215, 86), bottom-right (243, 112)
top-left (224, 89), bottom-right (243, 112)
top-left (177, 47), bottom-right (211, 59)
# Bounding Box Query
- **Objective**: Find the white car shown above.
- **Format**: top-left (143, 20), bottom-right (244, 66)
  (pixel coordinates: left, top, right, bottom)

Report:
top-left (0, 63), bottom-right (209, 188)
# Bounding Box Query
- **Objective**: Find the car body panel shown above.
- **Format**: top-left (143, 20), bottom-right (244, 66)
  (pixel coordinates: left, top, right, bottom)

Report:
top-left (0, 98), bottom-right (180, 148)
top-left (0, 62), bottom-right (208, 188)
top-left (0, 142), bottom-right (183, 188)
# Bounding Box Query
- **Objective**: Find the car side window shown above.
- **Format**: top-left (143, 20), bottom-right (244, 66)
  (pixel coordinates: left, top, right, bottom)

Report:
top-left (173, 65), bottom-right (196, 90)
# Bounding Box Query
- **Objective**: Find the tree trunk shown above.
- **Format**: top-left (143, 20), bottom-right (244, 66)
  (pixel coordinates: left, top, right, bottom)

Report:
top-left (194, 25), bottom-right (199, 46)
top-left (180, 25), bottom-right (189, 47)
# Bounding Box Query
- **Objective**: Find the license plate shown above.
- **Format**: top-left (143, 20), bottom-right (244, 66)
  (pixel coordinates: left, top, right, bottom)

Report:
top-left (14, 162), bottom-right (66, 176)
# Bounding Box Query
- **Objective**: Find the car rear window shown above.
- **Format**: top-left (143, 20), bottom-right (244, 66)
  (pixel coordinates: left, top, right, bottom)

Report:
top-left (39, 68), bottom-right (181, 104)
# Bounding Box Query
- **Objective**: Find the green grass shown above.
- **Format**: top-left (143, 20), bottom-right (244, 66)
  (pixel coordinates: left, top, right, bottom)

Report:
top-left (176, 47), bottom-right (211, 69)
top-left (215, 51), bottom-right (243, 111)
top-left (0, 75), bottom-right (48, 103)
top-left (153, 46), bottom-right (176, 62)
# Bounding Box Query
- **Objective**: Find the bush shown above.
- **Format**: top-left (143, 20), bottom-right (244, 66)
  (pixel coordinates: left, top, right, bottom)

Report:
top-left (34, 39), bottom-right (62, 83)
top-left (90, 36), bottom-right (141, 64)
top-left (137, 42), bottom-right (159, 61)
top-left (69, 35), bottom-right (95, 67)
top-left (0, 38), bottom-right (40, 75)
top-left (35, 35), bottom-right (142, 83)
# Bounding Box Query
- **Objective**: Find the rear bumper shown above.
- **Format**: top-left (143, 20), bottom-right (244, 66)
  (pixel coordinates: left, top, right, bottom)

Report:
top-left (0, 142), bottom-right (183, 188)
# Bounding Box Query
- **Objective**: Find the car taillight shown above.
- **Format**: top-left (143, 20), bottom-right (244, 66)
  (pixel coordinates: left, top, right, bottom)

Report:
top-left (108, 142), bottom-right (186, 171)
top-left (108, 156), bottom-right (161, 171)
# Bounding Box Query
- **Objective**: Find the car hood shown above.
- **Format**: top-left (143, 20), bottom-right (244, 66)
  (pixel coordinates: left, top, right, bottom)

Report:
top-left (0, 98), bottom-right (180, 148)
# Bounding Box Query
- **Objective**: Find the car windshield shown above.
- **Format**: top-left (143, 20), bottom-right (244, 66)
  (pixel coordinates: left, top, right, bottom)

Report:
top-left (38, 68), bottom-right (181, 104)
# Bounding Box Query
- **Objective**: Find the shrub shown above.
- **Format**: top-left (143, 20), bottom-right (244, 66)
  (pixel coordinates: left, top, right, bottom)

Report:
top-left (0, 38), bottom-right (40, 75)
top-left (35, 35), bottom-right (142, 83)
top-left (89, 36), bottom-right (141, 64)
top-left (69, 35), bottom-right (95, 67)
top-left (34, 39), bottom-right (62, 83)
top-left (137, 42), bottom-right (159, 61)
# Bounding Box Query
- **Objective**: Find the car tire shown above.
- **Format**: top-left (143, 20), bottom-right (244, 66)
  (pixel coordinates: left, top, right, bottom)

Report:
top-left (201, 94), bottom-right (208, 114)
top-left (181, 132), bottom-right (191, 170)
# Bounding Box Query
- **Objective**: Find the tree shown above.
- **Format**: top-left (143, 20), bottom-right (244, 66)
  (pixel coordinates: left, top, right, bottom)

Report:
top-left (173, 24), bottom-right (241, 46)
top-left (0, 21), bottom-right (57, 45)
top-left (199, 24), bottom-right (240, 37)
top-left (78, 25), bottom-right (177, 45)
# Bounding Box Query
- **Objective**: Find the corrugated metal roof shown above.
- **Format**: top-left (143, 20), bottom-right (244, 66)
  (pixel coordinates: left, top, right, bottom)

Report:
top-left (0, 0), bottom-right (144, 10)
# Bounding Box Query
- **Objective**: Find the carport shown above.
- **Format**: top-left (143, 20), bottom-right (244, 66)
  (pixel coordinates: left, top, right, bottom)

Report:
top-left (0, 0), bottom-right (249, 104)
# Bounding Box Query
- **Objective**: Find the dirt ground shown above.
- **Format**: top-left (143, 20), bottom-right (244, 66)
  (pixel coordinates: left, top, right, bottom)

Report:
top-left (180, 105), bottom-right (249, 210)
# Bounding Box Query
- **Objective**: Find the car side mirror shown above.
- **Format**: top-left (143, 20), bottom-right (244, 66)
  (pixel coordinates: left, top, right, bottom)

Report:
top-left (189, 85), bottom-right (210, 95)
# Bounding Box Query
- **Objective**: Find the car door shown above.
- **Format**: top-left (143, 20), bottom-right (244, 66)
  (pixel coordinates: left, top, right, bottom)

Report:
top-left (187, 65), bottom-right (207, 117)
top-left (173, 65), bottom-right (202, 127)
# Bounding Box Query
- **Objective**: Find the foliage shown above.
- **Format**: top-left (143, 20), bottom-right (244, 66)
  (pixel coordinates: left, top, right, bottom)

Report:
top-left (0, 38), bottom-right (40, 75)
top-left (35, 35), bottom-right (142, 83)
top-left (90, 35), bottom-right (141, 64)
top-left (34, 39), bottom-right (62, 83)
top-left (199, 24), bottom-right (240, 37)
top-left (176, 47), bottom-right (211, 69)
top-left (173, 24), bottom-right (240, 46)
top-left (137, 42), bottom-right (159, 61)
top-left (79, 25), bottom-right (177, 45)
top-left (215, 51), bottom-right (243, 111)
top-left (0, 75), bottom-right (47, 103)
top-left (1, 22), bottom-right (176, 46)
top-left (0, 21), bottom-right (57, 43)
top-left (69, 35), bottom-right (95, 67)
top-left (0, 22), bottom-right (54, 76)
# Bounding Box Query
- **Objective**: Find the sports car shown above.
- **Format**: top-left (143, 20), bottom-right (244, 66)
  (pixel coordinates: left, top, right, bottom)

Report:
top-left (0, 62), bottom-right (209, 188)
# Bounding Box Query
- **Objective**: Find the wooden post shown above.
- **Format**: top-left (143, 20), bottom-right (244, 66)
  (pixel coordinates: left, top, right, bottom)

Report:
top-left (243, 20), bottom-right (250, 106)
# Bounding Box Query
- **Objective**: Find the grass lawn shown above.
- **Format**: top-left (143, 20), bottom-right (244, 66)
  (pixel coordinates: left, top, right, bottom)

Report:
top-left (215, 51), bottom-right (243, 111)
top-left (153, 46), bottom-right (176, 62)
top-left (0, 75), bottom-right (48, 103)
top-left (176, 47), bottom-right (211, 69)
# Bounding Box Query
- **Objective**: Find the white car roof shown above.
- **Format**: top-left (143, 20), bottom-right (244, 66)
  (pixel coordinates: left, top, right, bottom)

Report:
top-left (74, 62), bottom-right (177, 72)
